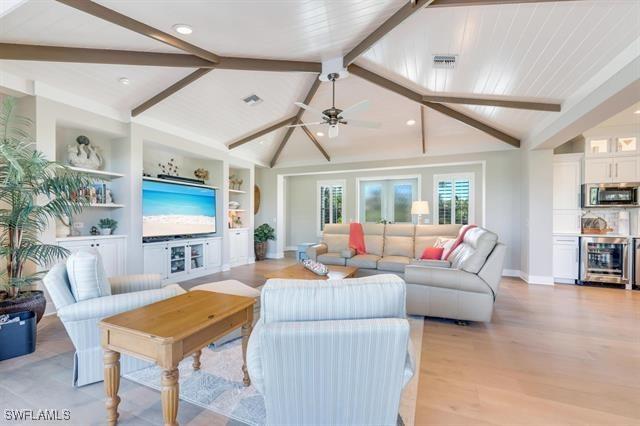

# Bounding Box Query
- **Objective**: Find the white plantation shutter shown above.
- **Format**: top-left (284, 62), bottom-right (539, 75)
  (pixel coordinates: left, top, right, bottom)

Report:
top-left (318, 181), bottom-right (345, 234)
top-left (434, 174), bottom-right (474, 225)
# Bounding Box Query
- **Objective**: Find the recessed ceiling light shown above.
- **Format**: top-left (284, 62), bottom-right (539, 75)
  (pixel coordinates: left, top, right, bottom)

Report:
top-left (406, 119), bottom-right (416, 126)
top-left (172, 24), bottom-right (193, 35)
top-left (634, 110), bottom-right (640, 114)
top-left (118, 77), bottom-right (130, 85)
top-left (316, 132), bottom-right (324, 137)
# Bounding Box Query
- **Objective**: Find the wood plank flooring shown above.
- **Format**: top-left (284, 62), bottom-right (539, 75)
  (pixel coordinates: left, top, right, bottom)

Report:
top-left (1, 256), bottom-right (638, 425)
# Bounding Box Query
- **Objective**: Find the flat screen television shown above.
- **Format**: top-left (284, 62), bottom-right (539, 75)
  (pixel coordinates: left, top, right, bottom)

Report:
top-left (142, 178), bottom-right (216, 238)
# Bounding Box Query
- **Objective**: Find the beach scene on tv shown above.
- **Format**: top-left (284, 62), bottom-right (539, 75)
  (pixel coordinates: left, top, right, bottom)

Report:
top-left (143, 180), bottom-right (216, 237)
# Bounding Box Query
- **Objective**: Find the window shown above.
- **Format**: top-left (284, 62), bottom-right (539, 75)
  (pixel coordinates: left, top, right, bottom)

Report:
top-left (318, 181), bottom-right (344, 234)
top-left (434, 173), bottom-right (474, 225)
top-left (358, 177), bottom-right (418, 223)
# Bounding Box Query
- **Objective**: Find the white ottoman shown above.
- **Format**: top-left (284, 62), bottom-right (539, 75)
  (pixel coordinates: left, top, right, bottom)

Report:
top-left (190, 280), bottom-right (261, 346)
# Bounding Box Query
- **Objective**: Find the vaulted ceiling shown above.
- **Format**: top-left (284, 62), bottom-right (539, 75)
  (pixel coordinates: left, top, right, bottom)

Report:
top-left (1, 0), bottom-right (638, 167)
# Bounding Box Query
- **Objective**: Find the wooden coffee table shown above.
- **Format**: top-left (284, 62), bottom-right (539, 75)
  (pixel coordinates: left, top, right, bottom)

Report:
top-left (99, 290), bottom-right (255, 426)
top-left (264, 263), bottom-right (358, 280)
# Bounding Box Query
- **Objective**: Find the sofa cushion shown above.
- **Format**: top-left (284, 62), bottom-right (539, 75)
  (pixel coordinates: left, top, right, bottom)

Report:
top-left (383, 224), bottom-right (414, 257)
top-left (377, 255), bottom-right (411, 272)
top-left (260, 274), bottom-right (406, 324)
top-left (347, 254), bottom-right (380, 269)
top-left (66, 250), bottom-right (112, 302)
top-left (362, 223), bottom-right (385, 256)
top-left (317, 252), bottom-right (347, 266)
top-left (414, 224), bottom-right (461, 258)
top-left (450, 227), bottom-right (498, 273)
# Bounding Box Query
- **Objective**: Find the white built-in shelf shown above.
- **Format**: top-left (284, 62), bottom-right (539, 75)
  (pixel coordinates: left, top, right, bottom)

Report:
top-left (56, 234), bottom-right (127, 242)
top-left (68, 166), bottom-right (124, 180)
top-left (229, 189), bottom-right (247, 194)
top-left (229, 209), bottom-right (246, 212)
top-left (88, 203), bottom-right (125, 208)
top-left (143, 176), bottom-right (218, 190)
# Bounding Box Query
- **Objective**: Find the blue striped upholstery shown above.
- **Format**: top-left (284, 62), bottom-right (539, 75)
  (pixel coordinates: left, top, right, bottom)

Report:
top-left (248, 275), bottom-right (413, 425)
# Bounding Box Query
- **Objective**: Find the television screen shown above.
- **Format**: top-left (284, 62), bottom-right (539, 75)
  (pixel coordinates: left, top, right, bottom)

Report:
top-left (142, 179), bottom-right (216, 237)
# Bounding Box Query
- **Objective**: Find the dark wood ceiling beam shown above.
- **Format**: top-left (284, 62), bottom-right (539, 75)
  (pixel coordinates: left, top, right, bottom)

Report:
top-left (301, 124), bottom-right (330, 162)
top-left (270, 77), bottom-right (322, 167)
top-left (343, 0), bottom-right (433, 66)
top-left (349, 64), bottom-right (520, 147)
top-left (55, 0), bottom-right (220, 63)
top-left (420, 105), bottom-right (426, 154)
top-left (0, 43), bottom-right (216, 68)
top-left (228, 115), bottom-right (297, 150)
top-left (131, 68), bottom-right (212, 117)
top-left (422, 94), bottom-right (561, 111)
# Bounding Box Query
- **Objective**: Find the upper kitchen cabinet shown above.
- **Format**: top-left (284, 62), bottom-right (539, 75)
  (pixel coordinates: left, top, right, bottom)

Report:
top-left (584, 135), bottom-right (640, 183)
top-left (585, 138), bottom-right (611, 156)
top-left (585, 137), bottom-right (639, 157)
top-left (615, 136), bottom-right (638, 155)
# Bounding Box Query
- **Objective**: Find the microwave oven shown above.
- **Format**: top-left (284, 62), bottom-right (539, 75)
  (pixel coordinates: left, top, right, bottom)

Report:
top-left (582, 183), bottom-right (640, 208)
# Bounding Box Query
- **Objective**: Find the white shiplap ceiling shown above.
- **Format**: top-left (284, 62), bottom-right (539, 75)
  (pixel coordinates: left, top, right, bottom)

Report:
top-left (0, 0), bottom-right (638, 167)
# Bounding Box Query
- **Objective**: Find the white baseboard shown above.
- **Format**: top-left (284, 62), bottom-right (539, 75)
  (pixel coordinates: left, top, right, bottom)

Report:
top-left (520, 271), bottom-right (554, 285)
top-left (222, 263), bottom-right (230, 271)
top-left (284, 246), bottom-right (297, 251)
top-left (502, 269), bottom-right (521, 277)
top-left (266, 251), bottom-right (284, 259)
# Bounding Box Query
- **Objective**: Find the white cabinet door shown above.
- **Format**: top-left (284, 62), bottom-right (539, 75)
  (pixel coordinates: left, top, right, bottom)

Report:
top-left (584, 158), bottom-right (612, 183)
top-left (553, 211), bottom-right (581, 234)
top-left (144, 244), bottom-right (168, 279)
top-left (229, 230), bottom-right (249, 267)
top-left (58, 240), bottom-right (93, 255)
top-left (188, 240), bottom-right (206, 275)
top-left (553, 237), bottom-right (579, 281)
top-left (585, 138), bottom-right (611, 156)
top-left (553, 161), bottom-right (581, 209)
top-left (613, 157), bottom-right (638, 182)
top-left (95, 239), bottom-right (124, 277)
top-left (168, 242), bottom-right (188, 279)
top-left (205, 238), bottom-right (222, 269)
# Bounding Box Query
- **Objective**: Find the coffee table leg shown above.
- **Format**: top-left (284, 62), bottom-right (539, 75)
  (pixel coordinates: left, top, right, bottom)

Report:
top-left (161, 367), bottom-right (179, 426)
top-left (192, 349), bottom-right (202, 371)
top-left (241, 309), bottom-right (254, 386)
top-left (104, 350), bottom-right (121, 426)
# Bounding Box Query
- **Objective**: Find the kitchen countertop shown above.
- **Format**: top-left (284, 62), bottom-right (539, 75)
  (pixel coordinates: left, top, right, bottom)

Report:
top-left (554, 233), bottom-right (640, 238)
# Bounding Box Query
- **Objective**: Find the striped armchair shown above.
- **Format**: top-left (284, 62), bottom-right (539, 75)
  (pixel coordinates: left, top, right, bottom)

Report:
top-left (247, 274), bottom-right (414, 426)
top-left (43, 261), bottom-right (184, 386)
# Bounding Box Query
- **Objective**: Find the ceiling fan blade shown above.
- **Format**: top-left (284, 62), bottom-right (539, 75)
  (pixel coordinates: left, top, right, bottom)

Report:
top-left (294, 102), bottom-right (325, 116)
top-left (345, 119), bottom-right (381, 129)
top-left (285, 121), bottom-right (324, 128)
top-left (328, 125), bottom-right (339, 138)
top-left (339, 99), bottom-right (370, 119)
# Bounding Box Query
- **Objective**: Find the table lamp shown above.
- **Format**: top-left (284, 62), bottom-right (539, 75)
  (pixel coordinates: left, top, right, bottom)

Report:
top-left (411, 201), bottom-right (430, 225)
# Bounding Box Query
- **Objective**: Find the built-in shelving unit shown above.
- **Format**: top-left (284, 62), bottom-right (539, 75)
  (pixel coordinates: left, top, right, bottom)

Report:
top-left (67, 166), bottom-right (124, 180)
top-left (229, 189), bottom-right (246, 194)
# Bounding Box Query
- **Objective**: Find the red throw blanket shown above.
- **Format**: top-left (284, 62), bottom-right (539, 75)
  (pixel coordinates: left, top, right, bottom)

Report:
top-left (349, 223), bottom-right (366, 255)
top-left (442, 224), bottom-right (477, 260)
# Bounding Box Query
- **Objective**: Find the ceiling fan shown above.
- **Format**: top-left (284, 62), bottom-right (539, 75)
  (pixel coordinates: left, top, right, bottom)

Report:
top-left (286, 73), bottom-right (381, 138)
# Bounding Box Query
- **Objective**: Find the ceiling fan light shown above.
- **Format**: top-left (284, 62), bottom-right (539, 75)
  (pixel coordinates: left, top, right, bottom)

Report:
top-left (328, 125), bottom-right (339, 138)
top-left (172, 24), bottom-right (193, 35)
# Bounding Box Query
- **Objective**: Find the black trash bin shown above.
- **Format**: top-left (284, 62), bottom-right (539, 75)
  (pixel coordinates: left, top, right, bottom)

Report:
top-left (0, 310), bottom-right (37, 361)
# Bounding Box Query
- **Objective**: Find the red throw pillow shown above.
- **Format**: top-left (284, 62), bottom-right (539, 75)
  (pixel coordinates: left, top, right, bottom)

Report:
top-left (421, 247), bottom-right (444, 260)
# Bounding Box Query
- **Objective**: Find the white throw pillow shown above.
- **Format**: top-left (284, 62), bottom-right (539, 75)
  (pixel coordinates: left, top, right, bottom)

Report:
top-left (66, 250), bottom-right (112, 301)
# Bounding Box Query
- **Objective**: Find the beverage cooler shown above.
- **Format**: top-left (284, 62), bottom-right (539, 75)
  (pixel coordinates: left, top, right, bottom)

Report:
top-left (580, 236), bottom-right (629, 286)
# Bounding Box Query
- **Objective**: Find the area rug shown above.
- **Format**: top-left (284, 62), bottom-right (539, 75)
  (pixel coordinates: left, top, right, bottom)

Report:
top-left (125, 316), bottom-right (424, 426)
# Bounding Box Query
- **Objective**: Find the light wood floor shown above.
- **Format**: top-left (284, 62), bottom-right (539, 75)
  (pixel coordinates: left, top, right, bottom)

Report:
top-left (1, 256), bottom-right (638, 425)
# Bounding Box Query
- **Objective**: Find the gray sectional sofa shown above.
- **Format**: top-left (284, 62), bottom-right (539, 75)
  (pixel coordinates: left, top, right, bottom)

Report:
top-left (307, 223), bottom-right (506, 322)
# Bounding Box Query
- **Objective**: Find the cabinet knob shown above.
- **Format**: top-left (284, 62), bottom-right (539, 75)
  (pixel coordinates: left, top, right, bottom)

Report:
top-left (96, 243), bottom-right (100, 247)
top-left (90, 244), bottom-right (94, 247)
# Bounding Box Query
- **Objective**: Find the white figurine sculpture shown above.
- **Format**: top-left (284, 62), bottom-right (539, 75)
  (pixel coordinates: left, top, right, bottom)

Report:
top-left (67, 135), bottom-right (103, 170)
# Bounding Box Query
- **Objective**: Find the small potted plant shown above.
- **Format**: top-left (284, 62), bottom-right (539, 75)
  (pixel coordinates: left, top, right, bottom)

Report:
top-left (254, 224), bottom-right (275, 261)
top-left (98, 218), bottom-right (118, 235)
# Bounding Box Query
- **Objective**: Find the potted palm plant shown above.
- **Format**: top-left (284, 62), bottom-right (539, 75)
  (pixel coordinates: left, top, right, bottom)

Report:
top-left (254, 224), bottom-right (275, 261)
top-left (0, 97), bottom-right (91, 323)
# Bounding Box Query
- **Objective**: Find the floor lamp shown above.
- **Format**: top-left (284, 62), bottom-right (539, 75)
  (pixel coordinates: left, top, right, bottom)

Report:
top-left (411, 201), bottom-right (430, 225)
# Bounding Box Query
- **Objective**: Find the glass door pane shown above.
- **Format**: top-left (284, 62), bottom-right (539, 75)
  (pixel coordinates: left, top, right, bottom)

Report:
top-left (190, 243), bottom-right (204, 271)
top-left (362, 182), bottom-right (383, 223)
top-left (170, 246), bottom-right (185, 274)
top-left (392, 183), bottom-right (413, 223)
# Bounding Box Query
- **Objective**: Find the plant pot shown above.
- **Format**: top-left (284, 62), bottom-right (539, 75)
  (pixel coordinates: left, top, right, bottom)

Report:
top-left (100, 228), bottom-right (112, 235)
top-left (255, 241), bottom-right (268, 261)
top-left (0, 310), bottom-right (37, 361)
top-left (0, 290), bottom-right (46, 324)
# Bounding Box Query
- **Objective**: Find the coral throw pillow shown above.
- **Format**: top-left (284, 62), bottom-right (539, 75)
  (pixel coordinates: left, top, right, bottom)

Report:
top-left (349, 222), bottom-right (367, 255)
top-left (442, 224), bottom-right (477, 260)
top-left (420, 247), bottom-right (444, 260)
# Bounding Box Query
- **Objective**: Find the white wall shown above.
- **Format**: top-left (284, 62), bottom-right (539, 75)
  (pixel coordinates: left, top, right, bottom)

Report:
top-left (256, 149), bottom-right (523, 272)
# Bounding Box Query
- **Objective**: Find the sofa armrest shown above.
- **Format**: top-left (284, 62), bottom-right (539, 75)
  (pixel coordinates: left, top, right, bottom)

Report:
top-left (306, 243), bottom-right (327, 261)
top-left (340, 248), bottom-right (356, 259)
top-left (57, 284), bottom-right (184, 322)
top-left (109, 274), bottom-right (163, 294)
top-left (247, 319), bottom-right (264, 394)
top-left (409, 259), bottom-right (451, 268)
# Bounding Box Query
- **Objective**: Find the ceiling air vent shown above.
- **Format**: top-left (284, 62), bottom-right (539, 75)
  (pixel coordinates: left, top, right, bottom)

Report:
top-left (432, 54), bottom-right (457, 69)
top-left (242, 94), bottom-right (263, 106)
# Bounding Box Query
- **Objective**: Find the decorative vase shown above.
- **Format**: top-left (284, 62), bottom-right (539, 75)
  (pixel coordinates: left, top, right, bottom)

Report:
top-left (100, 228), bottom-right (112, 236)
top-left (255, 241), bottom-right (268, 261)
top-left (0, 290), bottom-right (46, 324)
